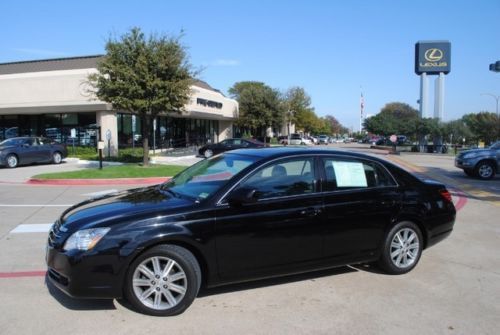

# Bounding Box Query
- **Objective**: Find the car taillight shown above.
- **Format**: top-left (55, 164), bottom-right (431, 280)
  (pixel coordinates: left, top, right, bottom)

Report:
top-left (439, 189), bottom-right (452, 203)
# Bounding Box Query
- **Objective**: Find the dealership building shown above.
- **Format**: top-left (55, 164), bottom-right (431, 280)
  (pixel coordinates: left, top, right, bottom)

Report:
top-left (0, 55), bottom-right (238, 155)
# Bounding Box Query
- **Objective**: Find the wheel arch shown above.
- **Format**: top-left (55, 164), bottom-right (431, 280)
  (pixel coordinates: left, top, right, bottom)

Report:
top-left (388, 215), bottom-right (428, 249)
top-left (124, 237), bottom-right (211, 288)
top-left (475, 158), bottom-right (497, 172)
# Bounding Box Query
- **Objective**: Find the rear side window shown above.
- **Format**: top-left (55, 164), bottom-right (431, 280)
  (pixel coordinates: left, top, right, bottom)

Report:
top-left (322, 158), bottom-right (396, 191)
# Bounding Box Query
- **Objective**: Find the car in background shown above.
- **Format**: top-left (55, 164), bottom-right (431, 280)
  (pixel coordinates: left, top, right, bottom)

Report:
top-left (45, 147), bottom-right (455, 316)
top-left (277, 135), bottom-right (288, 145)
top-left (455, 141), bottom-right (500, 179)
top-left (198, 138), bottom-right (266, 158)
top-left (289, 133), bottom-right (312, 145)
top-left (318, 135), bottom-right (329, 145)
top-left (0, 137), bottom-right (67, 168)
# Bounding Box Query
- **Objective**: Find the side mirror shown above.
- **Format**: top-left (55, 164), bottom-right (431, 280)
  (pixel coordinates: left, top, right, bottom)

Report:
top-left (227, 187), bottom-right (258, 206)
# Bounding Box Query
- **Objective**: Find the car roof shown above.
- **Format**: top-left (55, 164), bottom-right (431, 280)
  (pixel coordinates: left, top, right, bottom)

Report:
top-left (228, 147), bottom-right (384, 161)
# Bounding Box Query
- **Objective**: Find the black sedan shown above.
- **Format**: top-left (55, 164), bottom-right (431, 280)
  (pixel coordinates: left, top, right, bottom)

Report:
top-left (46, 148), bottom-right (455, 316)
top-left (198, 138), bottom-right (266, 158)
top-left (0, 137), bottom-right (67, 168)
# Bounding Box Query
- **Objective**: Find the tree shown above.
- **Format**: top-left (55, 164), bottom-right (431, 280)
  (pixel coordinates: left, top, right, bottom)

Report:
top-left (324, 115), bottom-right (347, 135)
top-left (462, 112), bottom-right (500, 145)
top-left (363, 102), bottom-right (419, 136)
top-left (229, 81), bottom-right (284, 141)
top-left (283, 87), bottom-right (316, 132)
top-left (441, 119), bottom-right (473, 144)
top-left (89, 27), bottom-right (194, 165)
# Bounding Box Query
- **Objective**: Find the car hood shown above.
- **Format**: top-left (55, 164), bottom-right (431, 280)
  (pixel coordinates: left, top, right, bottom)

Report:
top-left (459, 148), bottom-right (492, 157)
top-left (59, 186), bottom-right (194, 231)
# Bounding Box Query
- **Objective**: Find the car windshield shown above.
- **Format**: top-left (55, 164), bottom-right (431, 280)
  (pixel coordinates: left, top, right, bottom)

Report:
top-left (489, 141), bottom-right (500, 150)
top-left (160, 153), bottom-right (258, 201)
top-left (0, 138), bottom-right (25, 146)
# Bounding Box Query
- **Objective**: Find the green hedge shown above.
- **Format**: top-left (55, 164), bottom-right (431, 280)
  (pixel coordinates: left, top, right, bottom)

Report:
top-left (67, 146), bottom-right (144, 163)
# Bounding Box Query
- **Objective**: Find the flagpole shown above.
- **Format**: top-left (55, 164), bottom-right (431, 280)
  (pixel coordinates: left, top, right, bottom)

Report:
top-left (360, 87), bottom-right (364, 133)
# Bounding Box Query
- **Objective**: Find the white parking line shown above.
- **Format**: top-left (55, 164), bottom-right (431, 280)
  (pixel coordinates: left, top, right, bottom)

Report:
top-left (10, 224), bottom-right (53, 234)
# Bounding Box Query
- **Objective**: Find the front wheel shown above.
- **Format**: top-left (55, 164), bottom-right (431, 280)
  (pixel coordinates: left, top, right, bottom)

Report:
top-left (474, 161), bottom-right (495, 180)
top-left (378, 222), bottom-right (423, 275)
top-left (204, 149), bottom-right (213, 158)
top-left (125, 245), bottom-right (201, 316)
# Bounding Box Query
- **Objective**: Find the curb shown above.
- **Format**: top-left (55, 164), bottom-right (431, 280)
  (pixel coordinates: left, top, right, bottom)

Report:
top-left (27, 177), bottom-right (171, 186)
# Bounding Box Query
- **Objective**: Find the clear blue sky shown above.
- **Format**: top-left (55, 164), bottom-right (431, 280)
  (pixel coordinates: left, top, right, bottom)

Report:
top-left (1, 0), bottom-right (499, 130)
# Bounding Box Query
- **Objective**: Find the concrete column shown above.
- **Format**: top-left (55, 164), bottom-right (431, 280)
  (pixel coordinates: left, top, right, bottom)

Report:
top-left (434, 72), bottom-right (445, 120)
top-left (96, 110), bottom-right (118, 157)
top-left (218, 120), bottom-right (233, 141)
top-left (419, 73), bottom-right (429, 118)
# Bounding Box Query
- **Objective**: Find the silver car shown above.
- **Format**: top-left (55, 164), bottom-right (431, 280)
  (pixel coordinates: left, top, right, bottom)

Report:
top-left (455, 141), bottom-right (500, 179)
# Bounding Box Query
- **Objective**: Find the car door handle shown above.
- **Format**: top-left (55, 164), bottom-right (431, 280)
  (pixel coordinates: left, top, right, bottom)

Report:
top-left (300, 207), bottom-right (321, 217)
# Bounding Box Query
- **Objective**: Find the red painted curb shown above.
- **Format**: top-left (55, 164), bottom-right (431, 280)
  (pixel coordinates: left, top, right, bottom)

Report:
top-left (27, 177), bottom-right (171, 186)
top-left (0, 270), bottom-right (47, 278)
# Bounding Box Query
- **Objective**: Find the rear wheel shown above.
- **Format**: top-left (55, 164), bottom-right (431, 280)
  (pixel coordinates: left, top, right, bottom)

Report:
top-left (378, 221), bottom-right (423, 275)
top-left (52, 151), bottom-right (62, 164)
top-left (474, 161), bottom-right (495, 180)
top-left (125, 245), bottom-right (201, 316)
top-left (6, 154), bottom-right (18, 168)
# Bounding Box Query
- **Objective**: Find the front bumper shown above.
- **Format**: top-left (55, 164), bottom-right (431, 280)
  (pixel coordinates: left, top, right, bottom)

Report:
top-left (46, 243), bottom-right (128, 299)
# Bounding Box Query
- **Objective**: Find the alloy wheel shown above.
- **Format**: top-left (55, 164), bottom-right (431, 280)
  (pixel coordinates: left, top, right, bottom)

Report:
top-left (389, 228), bottom-right (420, 269)
top-left (132, 256), bottom-right (188, 311)
top-left (7, 155), bottom-right (18, 168)
top-left (53, 152), bottom-right (62, 164)
top-left (204, 149), bottom-right (213, 158)
top-left (477, 163), bottom-right (493, 179)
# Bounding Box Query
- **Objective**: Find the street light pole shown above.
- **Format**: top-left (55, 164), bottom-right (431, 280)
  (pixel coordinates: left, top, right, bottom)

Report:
top-left (480, 93), bottom-right (499, 116)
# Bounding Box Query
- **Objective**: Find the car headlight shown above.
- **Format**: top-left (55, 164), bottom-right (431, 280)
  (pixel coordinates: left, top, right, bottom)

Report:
top-left (63, 228), bottom-right (110, 251)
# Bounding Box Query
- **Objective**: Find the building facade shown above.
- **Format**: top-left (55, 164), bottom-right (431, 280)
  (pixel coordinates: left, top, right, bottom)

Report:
top-left (0, 55), bottom-right (238, 155)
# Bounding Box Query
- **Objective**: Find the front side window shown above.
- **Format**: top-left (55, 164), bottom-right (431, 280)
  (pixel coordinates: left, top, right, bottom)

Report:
top-left (323, 158), bottom-right (396, 191)
top-left (239, 158), bottom-right (315, 200)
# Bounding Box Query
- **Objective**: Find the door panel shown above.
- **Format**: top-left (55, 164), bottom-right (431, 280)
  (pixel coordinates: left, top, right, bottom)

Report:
top-left (215, 156), bottom-right (323, 279)
top-left (215, 195), bottom-right (323, 279)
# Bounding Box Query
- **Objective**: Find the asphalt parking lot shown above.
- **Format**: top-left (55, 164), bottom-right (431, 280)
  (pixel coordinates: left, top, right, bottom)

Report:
top-left (0, 147), bottom-right (498, 335)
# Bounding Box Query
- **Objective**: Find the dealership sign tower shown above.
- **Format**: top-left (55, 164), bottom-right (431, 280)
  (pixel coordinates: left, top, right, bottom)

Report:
top-left (415, 40), bottom-right (451, 120)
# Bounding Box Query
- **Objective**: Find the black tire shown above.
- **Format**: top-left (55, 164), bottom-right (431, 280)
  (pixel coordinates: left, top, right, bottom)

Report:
top-left (6, 154), bottom-right (18, 168)
top-left (474, 161), bottom-right (495, 180)
top-left (378, 221), bottom-right (423, 275)
top-left (52, 151), bottom-right (63, 164)
top-left (463, 169), bottom-right (475, 177)
top-left (124, 245), bottom-right (201, 316)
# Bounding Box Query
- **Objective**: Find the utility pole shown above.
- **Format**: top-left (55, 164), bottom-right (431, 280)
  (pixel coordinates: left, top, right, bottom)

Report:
top-left (480, 93), bottom-right (499, 116)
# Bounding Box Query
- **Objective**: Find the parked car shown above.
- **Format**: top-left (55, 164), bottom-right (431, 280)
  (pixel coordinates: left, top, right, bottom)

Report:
top-left (289, 133), bottom-right (312, 145)
top-left (46, 147), bottom-right (455, 316)
top-left (198, 138), bottom-right (265, 158)
top-left (318, 135), bottom-right (329, 145)
top-left (277, 135), bottom-right (288, 145)
top-left (455, 141), bottom-right (500, 179)
top-left (0, 137), bottom-right (67, 168)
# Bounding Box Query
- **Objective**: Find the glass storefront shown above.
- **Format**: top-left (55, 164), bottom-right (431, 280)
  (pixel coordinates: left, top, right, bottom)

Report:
top-left (117, 113), bottom-right (219, 148)
top-left (0, 113), bottom-right (97, 146)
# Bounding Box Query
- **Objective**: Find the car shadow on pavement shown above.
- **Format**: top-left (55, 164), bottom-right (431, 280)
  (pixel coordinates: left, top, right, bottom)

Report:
top-left (197, 266), bottom-right (358, 298)
top-left (45, 275), bottom-right (116, 311)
